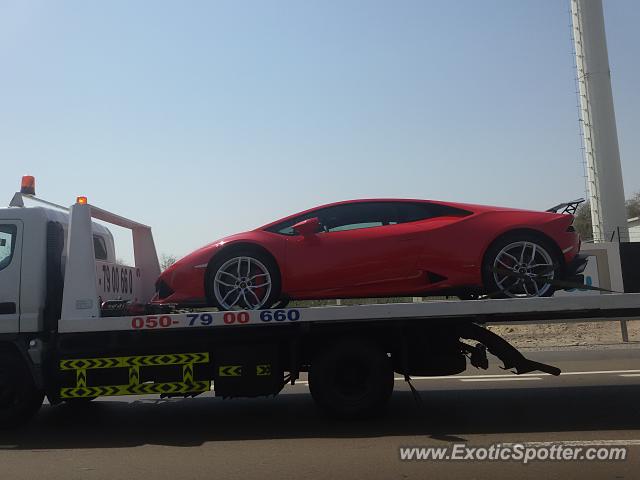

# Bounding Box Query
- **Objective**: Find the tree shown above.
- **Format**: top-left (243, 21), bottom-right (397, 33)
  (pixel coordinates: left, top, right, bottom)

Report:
top-left (160, 253), bottom-right (177, 271)
top-left (626, 191), bottom-right (640, 219)
top-left (571, 190), bottom-right (639, 241)
top-left (574, 201), bottom-right (593, 241)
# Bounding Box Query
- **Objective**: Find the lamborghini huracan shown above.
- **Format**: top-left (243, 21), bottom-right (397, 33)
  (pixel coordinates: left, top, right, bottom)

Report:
top-left (153, 199), bottom-right (587, 310)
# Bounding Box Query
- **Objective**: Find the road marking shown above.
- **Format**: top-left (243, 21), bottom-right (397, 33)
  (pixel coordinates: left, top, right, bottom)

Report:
top-left (555, 369), bottom-right (640, 376)
top-left (459, 377), bottom-right (542, 382)
top-left (392, 369), bottom-right (640, 381)
top-left (294, 377), bottom-right (542, 386)
top-left (502, 440), bottom-right (640, 447)
top-left (291, 369), bottom-right (640, 386)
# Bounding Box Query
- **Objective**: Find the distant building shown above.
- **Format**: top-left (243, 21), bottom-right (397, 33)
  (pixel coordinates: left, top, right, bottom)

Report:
top-left (628, 217), bottom-right (640, 242)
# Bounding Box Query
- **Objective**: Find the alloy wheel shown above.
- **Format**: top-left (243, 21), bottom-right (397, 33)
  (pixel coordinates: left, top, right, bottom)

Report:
top-left (492, 241), bottom-right (555, 297)
top-left (213, 256), bottom-right (272, 310)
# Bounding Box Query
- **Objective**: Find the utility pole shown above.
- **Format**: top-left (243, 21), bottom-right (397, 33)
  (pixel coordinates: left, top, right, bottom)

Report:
top-left (571, 0), bottom-right (628, 242)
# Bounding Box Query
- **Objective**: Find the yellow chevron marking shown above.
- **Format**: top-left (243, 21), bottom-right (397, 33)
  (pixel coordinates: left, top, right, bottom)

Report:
top-left (256, 364), bottom-right (272, 376)
top-left (218, 365), bottom-right (242, 377)
top-left (60, 381), bottom-right (211, 398)
top-left (129, 365), bottom-right (140, 386)
top-left (183, 364), bottom-right (194, 384)
top-left (60, 353), bottom-right (209, 370)
top-left (76, 369), bottom-right (87, 388)
top-left (59, 352), bottom-right (211, 399)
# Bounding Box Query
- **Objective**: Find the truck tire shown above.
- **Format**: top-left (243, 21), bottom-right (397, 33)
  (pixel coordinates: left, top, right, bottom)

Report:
top-left (309, 339), bottom-right (394, 419)
top-left (0, 351), bottom-right (44, 429)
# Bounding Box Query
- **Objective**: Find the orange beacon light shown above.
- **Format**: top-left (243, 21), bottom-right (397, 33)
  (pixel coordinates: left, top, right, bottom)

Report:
top-left (20, 175), bottom-right (36, 195)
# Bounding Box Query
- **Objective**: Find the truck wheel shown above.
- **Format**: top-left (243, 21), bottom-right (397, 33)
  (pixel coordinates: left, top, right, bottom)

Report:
top-left (309, 339), bottom-right (394, 419)
top-left (0, 351), bottom-right (44, 429)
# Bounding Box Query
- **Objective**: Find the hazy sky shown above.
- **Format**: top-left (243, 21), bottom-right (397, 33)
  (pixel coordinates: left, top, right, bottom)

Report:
top-left (1, 0), bottom-right (638, 262)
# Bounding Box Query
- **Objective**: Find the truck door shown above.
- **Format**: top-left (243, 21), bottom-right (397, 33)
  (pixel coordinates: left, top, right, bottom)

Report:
top-left (0, 221), bottom-right (22, 333)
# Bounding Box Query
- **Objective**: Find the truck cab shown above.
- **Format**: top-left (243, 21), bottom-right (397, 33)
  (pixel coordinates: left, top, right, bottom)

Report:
top-left (0, 179), bottom-right (116, 334)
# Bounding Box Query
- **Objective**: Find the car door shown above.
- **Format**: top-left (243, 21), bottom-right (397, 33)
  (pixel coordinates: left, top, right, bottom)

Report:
top-left (283, 202), bottom-right (423, 296)
top-left (394, 202), bottom-right (475, 282)
top-left (0, 221), bottom-right (22, 333)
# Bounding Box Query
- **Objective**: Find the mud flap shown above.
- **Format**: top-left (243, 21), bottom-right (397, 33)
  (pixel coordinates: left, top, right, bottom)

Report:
top-left (458, 323), bottom-right (561, 376)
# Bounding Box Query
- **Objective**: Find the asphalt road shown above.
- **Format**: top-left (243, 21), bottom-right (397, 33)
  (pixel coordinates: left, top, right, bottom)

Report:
top-left (2, 345), bottom-right (640, 479)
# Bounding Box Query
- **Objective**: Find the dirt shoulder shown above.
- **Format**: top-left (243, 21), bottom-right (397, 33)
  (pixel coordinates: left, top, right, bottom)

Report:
top-left (488, 320), bottom-right (640, 348)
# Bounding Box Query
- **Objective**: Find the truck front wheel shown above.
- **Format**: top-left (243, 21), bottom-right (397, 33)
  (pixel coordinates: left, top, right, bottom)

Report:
top-left (0, 350), bottom-right (44, 429)
top-left (309, 339), bottom-right (394, 419)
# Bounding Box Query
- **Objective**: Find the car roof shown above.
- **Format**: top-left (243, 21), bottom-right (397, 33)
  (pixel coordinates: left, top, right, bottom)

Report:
top-left (256, 198), bottom-right (508, 230)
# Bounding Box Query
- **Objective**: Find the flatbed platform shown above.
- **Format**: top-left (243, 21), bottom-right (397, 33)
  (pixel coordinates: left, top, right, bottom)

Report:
top-left (58, 293), bottom-right (640, 333)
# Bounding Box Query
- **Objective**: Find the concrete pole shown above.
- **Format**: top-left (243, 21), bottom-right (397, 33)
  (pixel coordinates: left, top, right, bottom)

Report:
top-left (571, 0), bottom-right (628, 242)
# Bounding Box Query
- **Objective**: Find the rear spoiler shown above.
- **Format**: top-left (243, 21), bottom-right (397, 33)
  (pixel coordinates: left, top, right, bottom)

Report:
top-left (546, 198), bottom-right (585, 215)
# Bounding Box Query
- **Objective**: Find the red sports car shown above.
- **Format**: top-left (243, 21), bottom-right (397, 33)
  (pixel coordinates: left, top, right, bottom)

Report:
top-left (153, 199), bottom-right (587, 310)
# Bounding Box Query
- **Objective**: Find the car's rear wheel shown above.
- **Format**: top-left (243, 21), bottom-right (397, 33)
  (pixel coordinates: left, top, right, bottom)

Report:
top-left (482, 233), bottom-right (561, 298)
top-left (206, 249), bottom-right (281, 310)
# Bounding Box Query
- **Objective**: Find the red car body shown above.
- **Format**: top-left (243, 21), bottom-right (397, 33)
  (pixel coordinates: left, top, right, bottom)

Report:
top-left (154, 199), bottom-right (583, 306)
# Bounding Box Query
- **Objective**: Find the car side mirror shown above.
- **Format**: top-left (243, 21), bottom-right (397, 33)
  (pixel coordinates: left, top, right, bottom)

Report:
top-left (292, 217), bottom-right (322, 236)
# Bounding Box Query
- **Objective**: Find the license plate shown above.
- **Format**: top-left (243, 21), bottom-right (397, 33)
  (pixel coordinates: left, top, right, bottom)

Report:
top-left (96, 261), bottom-right (141, 302)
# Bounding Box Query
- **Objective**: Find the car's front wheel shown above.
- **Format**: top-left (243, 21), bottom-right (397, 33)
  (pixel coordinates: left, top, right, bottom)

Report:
top-left (482, 233), bottom-right (561, 298)
top-left (206, 249), bottom-right (281, 310)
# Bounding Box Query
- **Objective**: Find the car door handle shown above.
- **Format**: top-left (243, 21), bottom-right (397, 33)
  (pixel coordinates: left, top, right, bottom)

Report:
top-left (0, 302), bottom-right (16, 315)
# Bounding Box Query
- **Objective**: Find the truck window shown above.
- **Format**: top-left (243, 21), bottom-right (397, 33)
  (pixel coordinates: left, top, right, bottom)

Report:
top-left (0, 225), bottom-right (17, 271)
top-left (93, 235), bottom-right (108, 261)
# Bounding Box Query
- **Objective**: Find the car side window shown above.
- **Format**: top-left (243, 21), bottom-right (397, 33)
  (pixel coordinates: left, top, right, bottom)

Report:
top-left (0, 225), bottom-right (18, 272)
top-left (328, 221), bottom-right (384, 232)
top-left (320, 203), bottom-right (400, 233)
top-left (266, 203), bottom-right (400, 236)
top-left (265, 201), bottom-right (470, 236)
top-left (397, 202), bottom-right (472, 223)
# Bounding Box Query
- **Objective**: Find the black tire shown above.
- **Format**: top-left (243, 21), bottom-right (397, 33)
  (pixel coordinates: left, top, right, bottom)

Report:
top-left (0, 350), bottom-right (44, 429)
top-left (309, 339), bottom-right (394, 419)
top-left (482, 232), bottom-right (561, 298)
top-left (458, 289), bottom-right (481, 300)
top-left (205, 248), bottom-right (281, 310)
top-left (272, 297), bottom-right (290, 309)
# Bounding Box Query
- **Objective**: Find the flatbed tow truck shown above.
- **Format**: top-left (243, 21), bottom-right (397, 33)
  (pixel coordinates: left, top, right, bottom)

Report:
top-left (1, 177), bottom-right (640, 428)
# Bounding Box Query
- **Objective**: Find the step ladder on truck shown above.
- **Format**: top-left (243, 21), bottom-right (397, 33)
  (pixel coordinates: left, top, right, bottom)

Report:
top-left (1, 176), bottom-right (639, 428)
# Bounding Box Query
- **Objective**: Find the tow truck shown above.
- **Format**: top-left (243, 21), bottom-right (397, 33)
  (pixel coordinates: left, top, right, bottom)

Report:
top-left (1, 176), bottom-right (639, 428)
